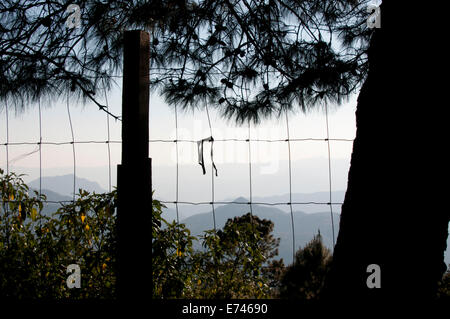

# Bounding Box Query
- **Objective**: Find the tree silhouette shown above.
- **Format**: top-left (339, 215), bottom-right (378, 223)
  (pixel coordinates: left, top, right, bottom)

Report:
top-left (437, 266), bottom-right (450, 301)
top-left (0, 0), bottom-right (155, 115)
top-left (152, 211), bottom-right (284, 298)
top-left (279, 233), bottom-right (331, 300)
top-left (150, 0), bottom-right (369, 123)
top-left (322, 1), bottom-right (449, 302)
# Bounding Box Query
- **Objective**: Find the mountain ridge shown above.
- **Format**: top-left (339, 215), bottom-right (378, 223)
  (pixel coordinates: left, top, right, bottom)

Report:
top-left (164, 199), bottom-right (338, 265)
top-left (160, 190), bottom-right (346, 220)
top-left (29, 174), bottom-right (106, 197)
top-left (21, 175), bottom-right (450, 266)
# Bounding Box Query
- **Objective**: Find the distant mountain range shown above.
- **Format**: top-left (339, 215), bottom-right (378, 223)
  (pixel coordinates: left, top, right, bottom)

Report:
top-left (27, 175), bottom-right (105, 217)
top-left (161, 191), bottom-right (347, 220)
top-left (162, 195), bottom-right (450, 266)
top-left (29, 174), bottom-right (106, 198)
top-left (162, 197), bottom-right (339, 265)
top-left (24, 175), bottom-right (450, 266)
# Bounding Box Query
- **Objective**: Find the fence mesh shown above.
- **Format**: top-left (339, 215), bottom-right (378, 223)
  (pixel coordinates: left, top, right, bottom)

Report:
top-left (1, 84), bottom-right (355, 265)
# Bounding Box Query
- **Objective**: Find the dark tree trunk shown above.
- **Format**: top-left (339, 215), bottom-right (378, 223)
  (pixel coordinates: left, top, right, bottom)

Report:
top-left (323, 1), bottom-right (448, 303)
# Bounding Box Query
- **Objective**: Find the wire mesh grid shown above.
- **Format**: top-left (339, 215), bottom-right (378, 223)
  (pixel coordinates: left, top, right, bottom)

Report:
top-left (0, 86), bottom-right (354, 265)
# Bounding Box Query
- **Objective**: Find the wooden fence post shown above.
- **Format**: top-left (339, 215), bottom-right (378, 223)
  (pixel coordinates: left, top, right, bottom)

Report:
top-left (117, 30), bottom-right (151, 302)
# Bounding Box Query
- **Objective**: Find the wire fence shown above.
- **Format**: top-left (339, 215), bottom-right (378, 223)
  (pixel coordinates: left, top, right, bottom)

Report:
top-left (164, 102), bottom-right (350, 263)
top-left (0, 85), bottom-right (355, 265)
top-left (0, 88), bottom-right (119, 227)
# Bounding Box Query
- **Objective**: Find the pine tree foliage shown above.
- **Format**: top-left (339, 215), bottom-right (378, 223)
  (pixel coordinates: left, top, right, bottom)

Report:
top-left (278, 233), bottom-right (332, 300)
top-left (1, 0), bottom-right (374, 122)
top-left (149, 0), bottom-right (374, 124)
top-left (0, 0), bottom-right (151, 111)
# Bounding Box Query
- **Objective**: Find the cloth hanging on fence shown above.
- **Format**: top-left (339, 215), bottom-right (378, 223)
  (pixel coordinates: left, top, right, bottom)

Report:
top-left (197, 136), bottom-right (218, 176)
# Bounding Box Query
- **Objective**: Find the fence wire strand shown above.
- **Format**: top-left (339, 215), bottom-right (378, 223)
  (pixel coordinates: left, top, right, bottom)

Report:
top-left (205, 105), bottom-right (216, 232)
top-left (66, 94), bottom-right (76, 203)
top-left (175, 104), bottom-right (180, 224)
top-left (1, 138), bottom-right (352, 147)
top-left (285, 112), bottom-right (296, 263)
top-left (38, 98), bottom-right (42, 198)
top-left (38, 98), bottom-right (43, 227)
top-left (248, 122), bottom-right (253, 218)
top-left (103, 80), bottom-right (112, 193)
top-left (325, 104), bottom-right (336, 248)
top-left (5, 100), bottom-right (9, 176)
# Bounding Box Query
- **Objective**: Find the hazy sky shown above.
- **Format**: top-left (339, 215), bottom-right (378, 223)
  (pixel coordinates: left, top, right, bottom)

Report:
top-left (0, 80), bottom-right (357, 201)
